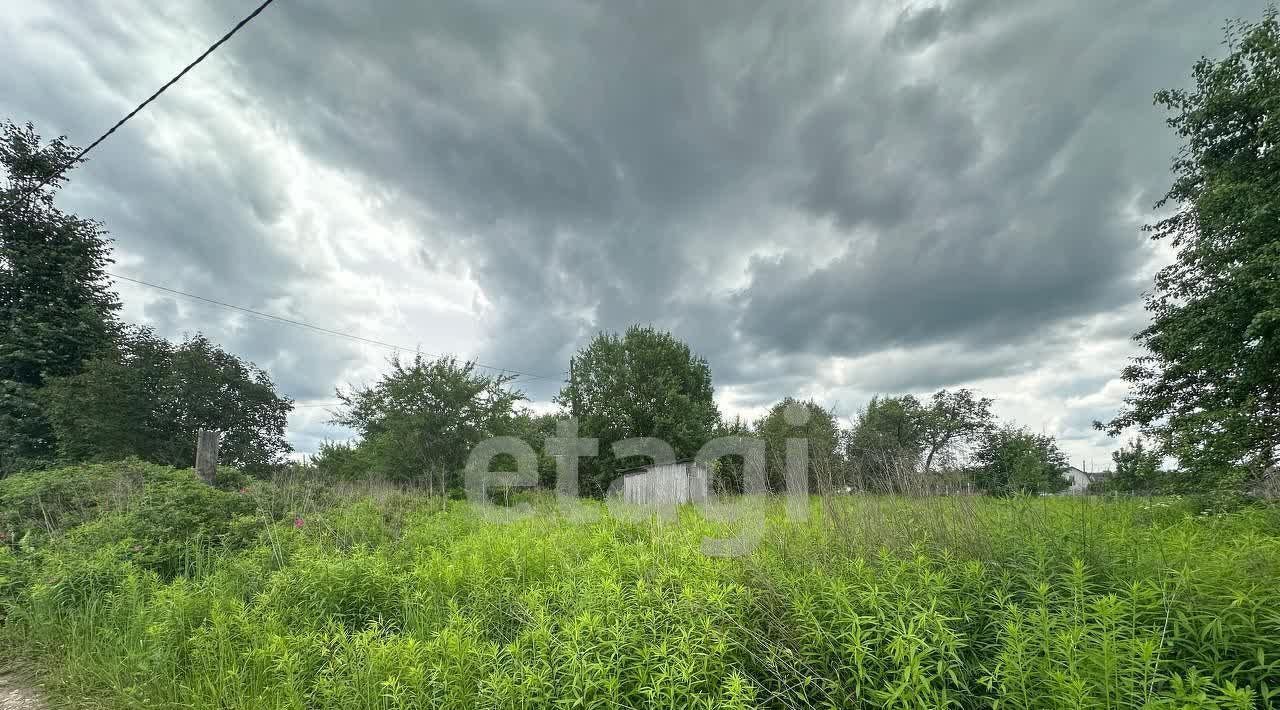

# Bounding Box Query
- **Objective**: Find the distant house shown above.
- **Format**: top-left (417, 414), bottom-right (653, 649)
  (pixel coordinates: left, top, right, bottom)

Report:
top-left (1063, 466), bottom-right (1111, 494)
top-left (621, 460), bottom-right (709, 505)
top-left (1064, 466), bottom-right (1091, 494)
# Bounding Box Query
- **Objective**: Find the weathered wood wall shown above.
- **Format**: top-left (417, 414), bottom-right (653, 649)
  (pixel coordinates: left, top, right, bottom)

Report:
top-left (622, 461), bottom-right (709, 505)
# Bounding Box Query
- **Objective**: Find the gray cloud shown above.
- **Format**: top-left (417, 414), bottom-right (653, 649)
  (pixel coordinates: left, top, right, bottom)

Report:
top-left (2, 0), bottom-right (1270, 464)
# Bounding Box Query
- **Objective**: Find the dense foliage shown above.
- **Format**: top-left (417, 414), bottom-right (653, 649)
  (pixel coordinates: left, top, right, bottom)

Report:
top-left (753, 398), bottom-right (840, 493)
top-left (39, 328), bottom-right (293, 475)
top-left (1, 122), bottom-right (293, 477)
top-left (1098, 438), bottom-right (1167, 493)
top-left (1107, 10), bottom-right (1280, 488)
top-left (1, 466), bottom-right (1277, 709)
top-left (0, 460), bottom-right (254, 580)
top-left (0, 122), bottom-right (120, 472)
top-left (972, 425), bottom-right (1071, 495)
top-left (846, 395), bottom-right (924, 491)
top-left (332, 355), bottom-right (525, 490)
top-left (844, 390), bottom-right (996, 492)
top-left (310, 440), bottom-right (372, 482)
top-left (557, 325), bottom-right (720, 497)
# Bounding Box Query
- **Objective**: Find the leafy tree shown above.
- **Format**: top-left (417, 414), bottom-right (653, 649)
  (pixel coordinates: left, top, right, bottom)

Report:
top-left (333, 355), bottom-right (524, 490)
top-left (1104, 438), bottom-right (1165, 493)
top-left (504, 410), bottom-right (560, 489)
top-left (40, 328), bottom-right (292, 475)
top-left (557, 325), bottom-right (719, 497)
top-left (919, 388), bottom-right (995, 475)
top-left (1105, 10), bottom-right (1280, 488)
top-left (973, 425), bottom-right (1070, 496)
top-left (310, 440), bottom-right (372, 482)
top-left (709, 414), bottom-right (752, 493)
top-left (754, 398), bottom-right (840, 493)
top-left (845, 394), bottom-right (925, 491)
top-left (1, 121), bottom-right (119, 470)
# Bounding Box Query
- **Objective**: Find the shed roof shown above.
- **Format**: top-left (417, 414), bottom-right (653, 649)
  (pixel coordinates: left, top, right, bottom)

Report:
top-left (617, 458), bottom-right (704, 478)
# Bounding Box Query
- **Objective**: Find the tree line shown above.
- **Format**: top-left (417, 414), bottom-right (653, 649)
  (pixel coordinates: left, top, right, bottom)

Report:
top-left (4, 9), bottom-right (1279, 497)
top-left (311, 324), bottom-right (1075, 497)
top-left (1, 121), bottom-right (291, 476)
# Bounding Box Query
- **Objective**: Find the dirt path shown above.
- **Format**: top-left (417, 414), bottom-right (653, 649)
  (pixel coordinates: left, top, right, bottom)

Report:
top-left (0, 673), bottom-right (45, 710)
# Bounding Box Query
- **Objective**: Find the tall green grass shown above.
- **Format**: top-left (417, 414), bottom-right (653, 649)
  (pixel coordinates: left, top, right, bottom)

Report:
top-left (2, 470), bottom-right (1278, 708)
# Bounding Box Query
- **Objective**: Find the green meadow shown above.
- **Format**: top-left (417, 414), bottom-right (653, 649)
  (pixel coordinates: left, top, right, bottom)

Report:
top-left (1, 462), bottom-right (1277, 708)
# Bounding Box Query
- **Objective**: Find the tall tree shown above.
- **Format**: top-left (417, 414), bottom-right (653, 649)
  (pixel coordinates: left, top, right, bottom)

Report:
top-left (972, 425), bottom-right (1070, 496)
top-left (310, 440), bottom-right (371, 482)
top-left (557, 325), bottom-right (719, 497)
top-left (845, 394), bottom-right (925, 491)
top-left (40, 328), bottom-right (293, 474)
top-left (755, 398), bottom-right (840, 493)
top-left (334, 355), bottom-right (523, 489)
top-left (505, 410), bottom-right (560, 489)
top-left (1106, 438), bottom-right (1165, 493)
top-left (708, 414), bottom-right (752, 493)
top-left (919, 388), bottom-right (995, 475)
top-left (1105, 10), bottom-right (1280, 488)
top-left (0, 121), bottom-right (119, 471)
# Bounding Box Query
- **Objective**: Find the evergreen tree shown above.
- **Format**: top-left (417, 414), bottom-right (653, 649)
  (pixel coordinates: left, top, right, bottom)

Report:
top-left (0, 121), bottom-right (119, 471)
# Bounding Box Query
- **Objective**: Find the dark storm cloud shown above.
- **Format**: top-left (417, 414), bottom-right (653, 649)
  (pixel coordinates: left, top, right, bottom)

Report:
top-left (213, 0), bottom-right (1263, 381)
top-left (2, 0), bottom-right (1271, 458)
top-left (2, 1), bottom-right (380, 431)
top-left (218, 0), bottom-right (892, 369)
top-left (2, 1), bottom-right (303, 309)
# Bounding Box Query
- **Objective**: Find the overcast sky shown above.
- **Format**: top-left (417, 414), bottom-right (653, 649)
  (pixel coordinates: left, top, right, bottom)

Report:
top-left (2, 0), bottom-right (1266, 468)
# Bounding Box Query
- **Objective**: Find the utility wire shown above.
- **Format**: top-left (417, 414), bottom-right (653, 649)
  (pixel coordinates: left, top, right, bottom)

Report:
top-left (4, 0), bottom-right (564, 386)
top-left (107, 272), bottom-right (565, 382)
top-left (0, 0), bottom-right (279, 217)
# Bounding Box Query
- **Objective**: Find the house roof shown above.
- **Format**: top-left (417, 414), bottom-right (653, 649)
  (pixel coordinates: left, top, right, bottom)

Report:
top-left (1066, 466), bottom-right (1112, 483)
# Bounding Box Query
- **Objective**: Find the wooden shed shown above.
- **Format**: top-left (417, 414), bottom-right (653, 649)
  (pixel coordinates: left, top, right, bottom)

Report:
top-left (621, 460), bottom-right (710, 505)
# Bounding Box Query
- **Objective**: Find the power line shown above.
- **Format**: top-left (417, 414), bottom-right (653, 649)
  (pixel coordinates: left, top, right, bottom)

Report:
top-left (107, 271), bottom-right (565, 382)
top-left (1, 0), bottom-right (279, 217)
top-left (3, 1), bottom-right (567, 387)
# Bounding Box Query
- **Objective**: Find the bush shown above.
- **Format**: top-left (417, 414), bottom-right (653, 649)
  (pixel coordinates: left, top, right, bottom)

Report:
top-left (0, 460), bottom-right (260, 581)
top-left (310, 441), bottom-right (371, 482)
top-left (121, 474), bottom-right (257, 577)
top-left (0, 459), bottom-right (155, 541)
top-left (0, 459), bottom-right (254, 543)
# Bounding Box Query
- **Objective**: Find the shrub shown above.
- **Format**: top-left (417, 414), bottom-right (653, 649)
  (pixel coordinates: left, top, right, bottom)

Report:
top-left (121, 473), bottom-right (257, 577)
top-left (0, 459), bottom-right (156, 541)
top-left (0, 460), bottom-right (260, 582)
top-left (0, 459), bottom-right (254, 544)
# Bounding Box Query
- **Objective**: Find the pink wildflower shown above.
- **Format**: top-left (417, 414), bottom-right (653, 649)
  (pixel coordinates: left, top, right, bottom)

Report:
top-left (293, 517), bottom-right (305, 529)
